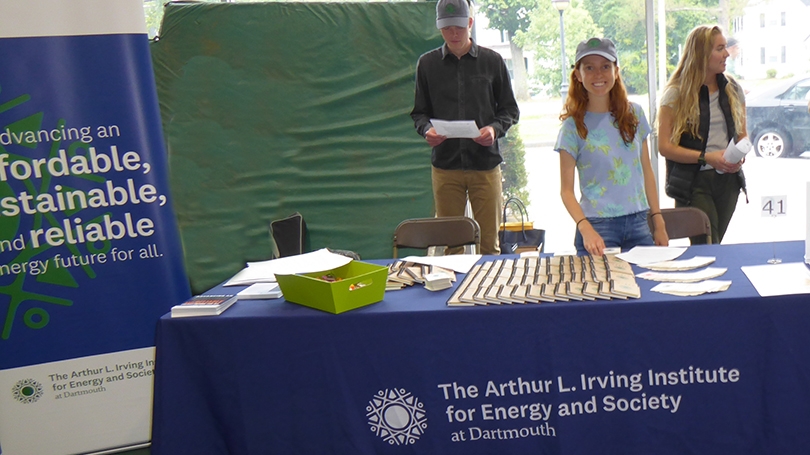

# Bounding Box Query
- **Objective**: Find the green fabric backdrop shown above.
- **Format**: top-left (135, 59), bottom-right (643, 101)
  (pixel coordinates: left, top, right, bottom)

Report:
top-left (151, 2), bottom-right (442, 292)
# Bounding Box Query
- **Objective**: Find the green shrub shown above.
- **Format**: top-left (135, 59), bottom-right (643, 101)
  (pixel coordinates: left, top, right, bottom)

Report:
top-left (500, 125), bottom-right (530, 213)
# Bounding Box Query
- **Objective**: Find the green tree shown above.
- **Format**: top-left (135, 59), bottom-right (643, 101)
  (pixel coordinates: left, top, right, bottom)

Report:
top-left (144, 0), bottom-right (163, 39)
top-left (516, 2), bottom-right (600, 97)
top-left (582, 0), bottom-right (648, 93)
top-left (660, 3), bottom-right (716, 80)
top-left (500, 125), bottom-right (530, 206)
top-left (480, 0), bottom-right (539, 101)
top-left (517, 0), bottom-right (738, 95)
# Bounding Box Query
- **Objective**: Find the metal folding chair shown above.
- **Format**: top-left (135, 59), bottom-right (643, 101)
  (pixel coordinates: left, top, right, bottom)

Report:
top-left (392, 216), bottom-right (481, 258)
top-left (649, 207), bottom-right (712, 245)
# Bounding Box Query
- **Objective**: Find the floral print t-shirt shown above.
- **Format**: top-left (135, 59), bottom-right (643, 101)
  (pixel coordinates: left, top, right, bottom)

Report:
top-left (554, 102), bottom-right (651, 218)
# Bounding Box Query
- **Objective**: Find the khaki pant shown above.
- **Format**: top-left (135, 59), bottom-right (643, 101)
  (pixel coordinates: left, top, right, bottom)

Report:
top-left (431, 166), bottom-right (502, 255)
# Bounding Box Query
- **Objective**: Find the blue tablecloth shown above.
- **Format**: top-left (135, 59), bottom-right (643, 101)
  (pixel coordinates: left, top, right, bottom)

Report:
top-left (151, 241), bottom-right (810, 455)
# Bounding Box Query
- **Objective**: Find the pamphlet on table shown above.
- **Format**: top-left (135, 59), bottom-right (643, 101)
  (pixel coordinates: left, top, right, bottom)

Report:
top-left (651, 280), bottom-right (732, 296)
top-left (636, 267), bottom-right (728, 283)
top-left (616, 246), bottom-right (687, 265)
top-left (639, 256), bottom-right (716, 271)
top-left (741, 262), bottom-right (810, 297)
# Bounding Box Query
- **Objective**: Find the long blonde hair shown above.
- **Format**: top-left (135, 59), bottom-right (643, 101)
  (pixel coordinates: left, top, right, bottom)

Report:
top-left (560, 61), bottom-right (638, 144)
top-left (664, 25), bottom-right (745, 143)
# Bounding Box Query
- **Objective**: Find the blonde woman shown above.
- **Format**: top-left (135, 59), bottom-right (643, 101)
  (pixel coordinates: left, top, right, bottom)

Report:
top-left (658, 25), bottom-right (747, 244)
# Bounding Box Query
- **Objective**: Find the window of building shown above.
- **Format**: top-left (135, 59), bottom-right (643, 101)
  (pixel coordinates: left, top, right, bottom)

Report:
top-left (732, 16), bottom-right (743, 33)
top-left (504, 58), bottom-right (514, 79)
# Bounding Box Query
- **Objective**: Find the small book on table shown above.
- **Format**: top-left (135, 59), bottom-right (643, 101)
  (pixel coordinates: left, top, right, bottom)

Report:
top-left (171, 294), bottom-right (237, 318)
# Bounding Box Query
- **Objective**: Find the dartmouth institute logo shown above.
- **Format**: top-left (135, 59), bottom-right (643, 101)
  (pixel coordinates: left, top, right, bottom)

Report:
top-left (367, 388), bottom-right (428, 445)
top-left (12, 378), bottom-right (44, 404)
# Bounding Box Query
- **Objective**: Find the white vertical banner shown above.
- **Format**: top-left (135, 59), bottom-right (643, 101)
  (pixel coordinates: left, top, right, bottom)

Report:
top-left (0, 1), bottom-right (190, 454)
top-left (806, 182), bottom-right (810, 263)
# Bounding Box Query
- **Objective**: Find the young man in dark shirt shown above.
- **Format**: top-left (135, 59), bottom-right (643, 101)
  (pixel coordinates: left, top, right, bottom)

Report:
top-left (410, 0), bottom-right (520, 255)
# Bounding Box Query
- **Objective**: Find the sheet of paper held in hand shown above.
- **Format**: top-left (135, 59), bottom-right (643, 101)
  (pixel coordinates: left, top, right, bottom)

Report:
top-left (717, 137), bottom-right (752, 174)
top-left (726, 137), bottom-right (752, 162)
top-left (430, 119), bottom-right (480, 139)
top-left (741, 262), bottom-right (810, 297)
top-left (224, 248), bottom-right (353, 286)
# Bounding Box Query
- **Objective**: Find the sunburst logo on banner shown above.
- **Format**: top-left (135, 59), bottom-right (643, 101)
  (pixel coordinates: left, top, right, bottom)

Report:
top-left (367, 388), bottom-right (427, 445)
top-left (12, 378), bottom-right (43, 404)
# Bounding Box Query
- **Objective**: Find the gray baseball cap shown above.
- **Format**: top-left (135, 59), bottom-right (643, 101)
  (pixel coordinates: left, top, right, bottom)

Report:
top-left (436, 0), bottom-right (470, 29)
top-left (575, 37), bottom-right (618, 65)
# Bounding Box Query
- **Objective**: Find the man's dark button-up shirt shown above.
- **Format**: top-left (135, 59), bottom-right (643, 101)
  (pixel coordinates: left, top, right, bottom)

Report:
top-left (411, 41), bottom-right (519, 171)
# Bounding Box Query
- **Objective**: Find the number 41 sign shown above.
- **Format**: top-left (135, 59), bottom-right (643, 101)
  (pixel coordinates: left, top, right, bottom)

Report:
top-left (761, 196), bottom-right (787, 217)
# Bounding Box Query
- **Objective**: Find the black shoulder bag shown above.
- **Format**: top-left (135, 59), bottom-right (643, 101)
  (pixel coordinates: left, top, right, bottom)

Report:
top-left (499, 197), bottom-right (545, 254)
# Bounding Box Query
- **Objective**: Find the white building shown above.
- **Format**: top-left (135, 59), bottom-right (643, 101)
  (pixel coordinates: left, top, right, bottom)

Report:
top-left (733, 0), bottom-right (810, 80)
top-left (474, 13), bottom-right (536, 88)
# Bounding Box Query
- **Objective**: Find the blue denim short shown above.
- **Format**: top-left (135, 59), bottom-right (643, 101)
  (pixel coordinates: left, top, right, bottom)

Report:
top-left (574, 211), bottom-right (654, 255)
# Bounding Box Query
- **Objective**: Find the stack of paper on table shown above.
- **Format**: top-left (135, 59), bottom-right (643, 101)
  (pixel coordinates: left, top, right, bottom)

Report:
top-left (424, 272), bottom-right (453, 291)
top-left (637, 267), bottom-right (730, 296)
top-left (616, 246), bottom-right (687, 265)
top-left (387, 261), bottom-right (456, 291)
top-left (639, 256), bottom-right (716, 271)
top-left (615, 246), bottom-right (731, 297)
top-left (636, 267), bottom-right (728, 283)
top-left (236, 282), bottom-right (283, 300)
top-left (650, 280), bottom-right (732, 296)
top-left (224, 249), bottom-right (353, 286)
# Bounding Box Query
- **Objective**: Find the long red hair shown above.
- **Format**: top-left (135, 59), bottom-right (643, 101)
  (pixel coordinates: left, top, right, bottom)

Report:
top-left (559, 62), bottom-right (638, 144)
